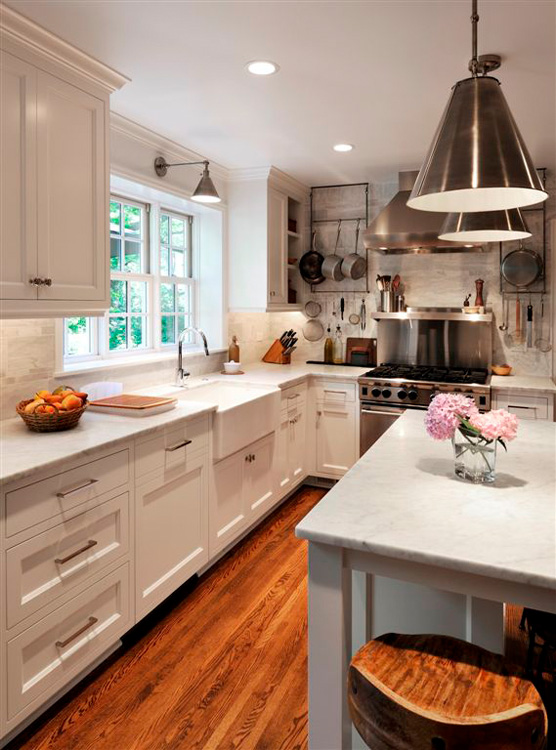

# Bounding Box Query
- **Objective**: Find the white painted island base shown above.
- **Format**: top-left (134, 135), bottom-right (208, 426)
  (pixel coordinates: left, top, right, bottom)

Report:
top-left (298, 412), bottom-right (556, 750)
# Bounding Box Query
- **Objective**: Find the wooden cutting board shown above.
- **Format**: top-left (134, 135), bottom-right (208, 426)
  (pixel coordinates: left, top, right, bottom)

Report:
top-left (346, 338), bottom-right (377, 366)
top-left (89, 394), bottom-right (177, 416)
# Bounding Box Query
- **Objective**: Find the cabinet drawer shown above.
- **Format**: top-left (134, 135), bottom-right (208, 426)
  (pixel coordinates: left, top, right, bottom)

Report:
top-left (281, 384), bottom-right (307, 416)
top-left (5, 449), bottom-right (129, 538)
top-left (6, 492), bottom-right (129, 628)
top-left (494, 392), bottom-right (550, 420)
top-left (135, 417), bottom-right (208, 481)
top-left (313, 381), bottom-right (356, 403)
top-left (7, 564), bottom-right (130, 722)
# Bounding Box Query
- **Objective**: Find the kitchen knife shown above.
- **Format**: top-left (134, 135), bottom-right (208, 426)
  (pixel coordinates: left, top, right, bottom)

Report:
top-left (280, 331), bottom-right (288, 344)
top-left (340, 297), bottom-right (345, 320)
top-left (526, 303), bottom-right (533, 348)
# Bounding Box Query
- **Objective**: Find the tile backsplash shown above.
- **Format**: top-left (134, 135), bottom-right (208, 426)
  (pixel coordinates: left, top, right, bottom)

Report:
top-left (0, 319), bottom-right (226, 420)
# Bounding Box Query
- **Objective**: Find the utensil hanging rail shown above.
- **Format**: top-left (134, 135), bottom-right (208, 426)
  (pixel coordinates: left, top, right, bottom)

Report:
top-left (309, 182), bottom-right (370, 293)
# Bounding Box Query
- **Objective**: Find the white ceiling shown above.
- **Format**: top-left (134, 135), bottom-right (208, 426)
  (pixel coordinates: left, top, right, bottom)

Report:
top-left (5, 0), bottom-right (556, 185)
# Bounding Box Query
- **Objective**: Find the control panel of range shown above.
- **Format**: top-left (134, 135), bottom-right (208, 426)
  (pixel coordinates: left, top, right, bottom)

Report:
top-left (359, 382), bottom-right (491, 410)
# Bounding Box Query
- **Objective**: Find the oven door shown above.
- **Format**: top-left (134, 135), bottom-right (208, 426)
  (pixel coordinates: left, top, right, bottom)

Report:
top-left (360, 403), bottom-right (406, 456)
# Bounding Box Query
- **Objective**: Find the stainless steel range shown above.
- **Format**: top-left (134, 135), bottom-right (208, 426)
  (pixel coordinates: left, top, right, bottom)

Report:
top-left (358, 309), bottom-right (493, 455)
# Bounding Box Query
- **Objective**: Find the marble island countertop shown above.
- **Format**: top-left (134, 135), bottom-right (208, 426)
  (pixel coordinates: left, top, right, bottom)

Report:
top-left (296, 410), bottom-right (556, 591)
top-left (490, 374), bottom-right (556, 393)
top-left (0, 362), bottom-right (368, 485)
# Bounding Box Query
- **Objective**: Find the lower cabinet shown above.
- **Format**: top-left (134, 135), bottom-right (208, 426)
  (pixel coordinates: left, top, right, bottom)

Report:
top-left (315, 401), bottom-right (357, 478)
top-left (210, 432), bottom-right (277, 556)
top-left (278, 403), bottom-right (306, 493)
top-left (135, 452), bottom-right (209, 620)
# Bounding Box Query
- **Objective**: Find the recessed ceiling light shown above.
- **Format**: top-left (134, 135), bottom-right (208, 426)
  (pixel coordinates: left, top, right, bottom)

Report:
top-left (246, 60), bottom-right (279, 76)
top-left (333, 143), bottom-right (354, 152)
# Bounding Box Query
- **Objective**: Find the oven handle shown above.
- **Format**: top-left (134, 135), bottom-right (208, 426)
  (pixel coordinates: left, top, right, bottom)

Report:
top-left (361, 407), bottom-right (406, 416)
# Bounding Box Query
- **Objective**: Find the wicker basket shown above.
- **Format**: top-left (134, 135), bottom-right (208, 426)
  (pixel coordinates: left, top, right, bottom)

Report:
top-left (16, 399), bottom-right (88, 432)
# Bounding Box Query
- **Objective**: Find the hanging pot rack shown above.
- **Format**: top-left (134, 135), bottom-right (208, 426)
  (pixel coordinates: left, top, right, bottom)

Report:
top-left (308, 182), bottom-right (370, 293)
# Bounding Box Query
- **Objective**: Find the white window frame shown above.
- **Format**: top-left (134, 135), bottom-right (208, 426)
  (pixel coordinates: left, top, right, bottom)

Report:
top-left (62, 192), bottom-right (197, 366)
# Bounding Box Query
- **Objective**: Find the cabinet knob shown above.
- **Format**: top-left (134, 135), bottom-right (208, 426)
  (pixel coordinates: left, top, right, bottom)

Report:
top-left (44, 277), bottom-right (52, 286)
top-left (29, 277), bottom-right (42, 286)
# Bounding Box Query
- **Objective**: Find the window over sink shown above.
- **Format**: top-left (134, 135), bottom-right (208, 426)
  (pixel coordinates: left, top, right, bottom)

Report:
top-left (63, 196), bottom-right (196, 364)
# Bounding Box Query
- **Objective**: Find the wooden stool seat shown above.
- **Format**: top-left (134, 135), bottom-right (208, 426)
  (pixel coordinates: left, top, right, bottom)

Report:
top-left (348, 633), bottom-right (547, 750)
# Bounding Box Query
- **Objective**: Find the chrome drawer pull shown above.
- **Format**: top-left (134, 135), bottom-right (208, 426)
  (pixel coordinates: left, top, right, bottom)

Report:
top-left (55, 616), bottom-right (98, 648)
top-left (55, 539), bottom-right (98, 565)
top-left (56, 478), bottom-right (99, 499)
top-left (165, 439), bottom-right (192, 452)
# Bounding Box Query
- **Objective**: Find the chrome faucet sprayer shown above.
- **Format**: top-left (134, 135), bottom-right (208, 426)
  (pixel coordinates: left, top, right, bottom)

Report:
top-left (176, 327), bottom-right (210, 386)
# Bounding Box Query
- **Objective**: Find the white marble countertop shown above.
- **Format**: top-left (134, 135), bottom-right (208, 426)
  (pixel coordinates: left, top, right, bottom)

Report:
top-left (0, 363), bottom-right (367, 486)
top-left (0, 401), bottom-right (217, 485)
top-left (296, 410), bottom-right (556, 590)
top-left (490, 374), bottom-right (556, 393)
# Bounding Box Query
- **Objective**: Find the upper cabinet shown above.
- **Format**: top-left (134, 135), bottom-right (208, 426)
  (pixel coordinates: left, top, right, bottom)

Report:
top-left (0, 6), bottom-right (129, 318)
top-left (228, 167), bottom-right (309, 312)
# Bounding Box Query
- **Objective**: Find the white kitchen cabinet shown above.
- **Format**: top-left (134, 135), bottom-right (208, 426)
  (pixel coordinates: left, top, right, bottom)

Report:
top-left (35, 71), bottom-right (107, 302)
top-left (0, 6), bottom-right (127, 318)
top-left (267, 188), bottom-right (288, 305)
top-left (492, 389), bottom-right (554, 421)
top-left (278, 389), bottom-right (307, 495)
top-left (210, 432), bottom-right (277, 556)
top-left (315, 401), bottom-right (357, 478)
top-left (0, 51), bottom-right (37, 301)
top-left (135, 451), bottom-right (209, 620)
top-left (228, 168), bottom-right (308, 312)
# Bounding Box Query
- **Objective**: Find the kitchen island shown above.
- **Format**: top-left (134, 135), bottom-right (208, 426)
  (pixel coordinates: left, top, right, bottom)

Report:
top-left (296, 410), bottom-right (556, 750)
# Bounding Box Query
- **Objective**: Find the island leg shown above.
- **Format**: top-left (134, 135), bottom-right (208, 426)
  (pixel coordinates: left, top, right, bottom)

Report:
top-left (307, 541), bottom-right (352, 750)
top-left (467, 596), bottom-right (505, 654)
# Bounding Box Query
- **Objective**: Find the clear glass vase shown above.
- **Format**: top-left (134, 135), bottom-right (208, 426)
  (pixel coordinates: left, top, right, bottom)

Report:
top-left (452, 430), bottom-right (497, 483)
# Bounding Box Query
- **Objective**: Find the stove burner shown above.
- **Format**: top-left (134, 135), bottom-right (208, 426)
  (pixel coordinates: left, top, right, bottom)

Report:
top-left (363, 363), bottom-right (489, 386)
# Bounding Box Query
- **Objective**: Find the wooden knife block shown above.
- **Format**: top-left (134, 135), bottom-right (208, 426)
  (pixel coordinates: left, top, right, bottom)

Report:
top-left (262, 339), bottom-right (291, 365)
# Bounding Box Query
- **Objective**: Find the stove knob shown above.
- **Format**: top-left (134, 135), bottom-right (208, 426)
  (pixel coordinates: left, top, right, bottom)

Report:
top-left (408, 390), bottom-right (419, 401)
top-left (371, 388), bottom-right (381, 398)
top-left (397, 390), bottom-right (407, 399)
top-left (381, 388), bottom-right (392, 399)
top-left (429, 391), bottom-right (437, 402)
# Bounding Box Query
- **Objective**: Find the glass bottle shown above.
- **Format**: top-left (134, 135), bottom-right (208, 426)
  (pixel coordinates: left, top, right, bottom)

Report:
top-left (324, 326), bottom-right (334, 364)
top-left (333, 325), bottom-right (344, 364)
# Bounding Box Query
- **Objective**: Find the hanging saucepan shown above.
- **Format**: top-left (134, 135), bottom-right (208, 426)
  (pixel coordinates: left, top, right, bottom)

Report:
top-left (341, 220), bottom-right (366, 280)
top-left (501, 243), bottom-right (543, 288)
top-left (322, 220), bottom-right (344, 281)
top-left (299, 231), bottom-right (325, 285)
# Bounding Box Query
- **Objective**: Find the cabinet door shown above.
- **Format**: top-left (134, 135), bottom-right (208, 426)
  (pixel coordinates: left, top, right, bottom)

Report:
top-left (136, 454), bottom-right (208, 619)
top-left (316, 403), bottom-right (357, 478)
top-left (0, 51), bottom-right (37, 300)
top-left (36, 71), bottom-right (107, 301)
top-left (210, 451), bottom-right (247, 556)
top-left (267, 188), bottom-right (287, 305)
top-left (277, 413), bottom-right (293, 496)
top-left (246, 432), bottom-right (277, 521)
top-left (290, 407), bottom-right (307, 485)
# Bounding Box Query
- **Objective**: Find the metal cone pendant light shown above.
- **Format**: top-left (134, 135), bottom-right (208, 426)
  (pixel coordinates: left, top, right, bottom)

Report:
top-left (439, 208), bottom-right (531, 242)
top-left (407, 0), bottom-right (548, 213)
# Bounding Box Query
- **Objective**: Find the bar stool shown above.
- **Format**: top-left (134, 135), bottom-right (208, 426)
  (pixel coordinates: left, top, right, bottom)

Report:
top-left (520, 607), bottom-right (556, 679)
top-left (348, 632), bottom-right (547, 750)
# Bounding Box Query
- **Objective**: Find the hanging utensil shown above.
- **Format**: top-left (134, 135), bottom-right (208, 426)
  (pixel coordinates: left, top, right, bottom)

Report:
top-left (305, 300), bottom-right (322, 318)
top-left (302, 319), bottom-right (325, 342)
top-left (501, 242), bottom-right (543, 289)
top-left (515, 296), bottom-right (522, 344)
top-left (526, 300), bottom-right (533, 348)
top-left (498, 295), bottom-right (508, 331)
top-left (341, 220), bottom-right (366, 280)
top-left (340, 297), bottom-right (345, 320)
top-left (322, 220), bottom-right (344, 281)
top-left (360, 298), bottom-right (367, 332)
top-left (299, 231), bottom-right (325, 285)
top-left (535, 295), bottom-right (552, 352)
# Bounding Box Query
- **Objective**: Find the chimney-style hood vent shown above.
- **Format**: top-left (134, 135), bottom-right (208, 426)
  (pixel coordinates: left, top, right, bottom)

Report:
top-left (362, 171), bottom-right (485, 255)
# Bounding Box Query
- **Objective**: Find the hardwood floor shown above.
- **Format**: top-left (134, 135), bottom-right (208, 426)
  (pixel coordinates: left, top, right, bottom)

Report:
top-left (8, 486), bottom-right (324, 750)
top-left (8, 485), bottom-right (553, 750)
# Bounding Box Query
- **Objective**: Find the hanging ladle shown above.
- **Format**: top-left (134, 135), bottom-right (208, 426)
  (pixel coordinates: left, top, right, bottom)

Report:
top-left (498, 295), bottom-right (508, 331)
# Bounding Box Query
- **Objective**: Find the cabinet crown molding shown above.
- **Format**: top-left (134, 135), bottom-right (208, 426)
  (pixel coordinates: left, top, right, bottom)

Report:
top-left (228, 166), bottom-right (309, 201)
top-left (0, 4), bottom-right (130, 92)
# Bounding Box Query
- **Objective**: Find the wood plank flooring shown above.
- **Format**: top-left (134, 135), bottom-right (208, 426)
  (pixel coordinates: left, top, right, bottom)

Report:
top-left (8, 486), bottom-right (553, 750)
top-left (8, 487), bottom-right (324, 750)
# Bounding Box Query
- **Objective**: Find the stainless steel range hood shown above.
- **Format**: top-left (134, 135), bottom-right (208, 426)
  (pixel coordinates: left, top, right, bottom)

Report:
top-left (362, 171), bottom-right (485, 255)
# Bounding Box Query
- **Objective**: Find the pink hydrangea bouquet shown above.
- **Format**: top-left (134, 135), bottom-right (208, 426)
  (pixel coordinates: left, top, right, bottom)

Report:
top-left (425, 393), bottom-right (518, 483)
top-left (425, 393), bottom-right (518, 449)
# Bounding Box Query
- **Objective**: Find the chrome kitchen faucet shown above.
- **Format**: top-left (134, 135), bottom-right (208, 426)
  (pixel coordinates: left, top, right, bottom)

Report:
top-left (176, 327), bottom-right (210, 386)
